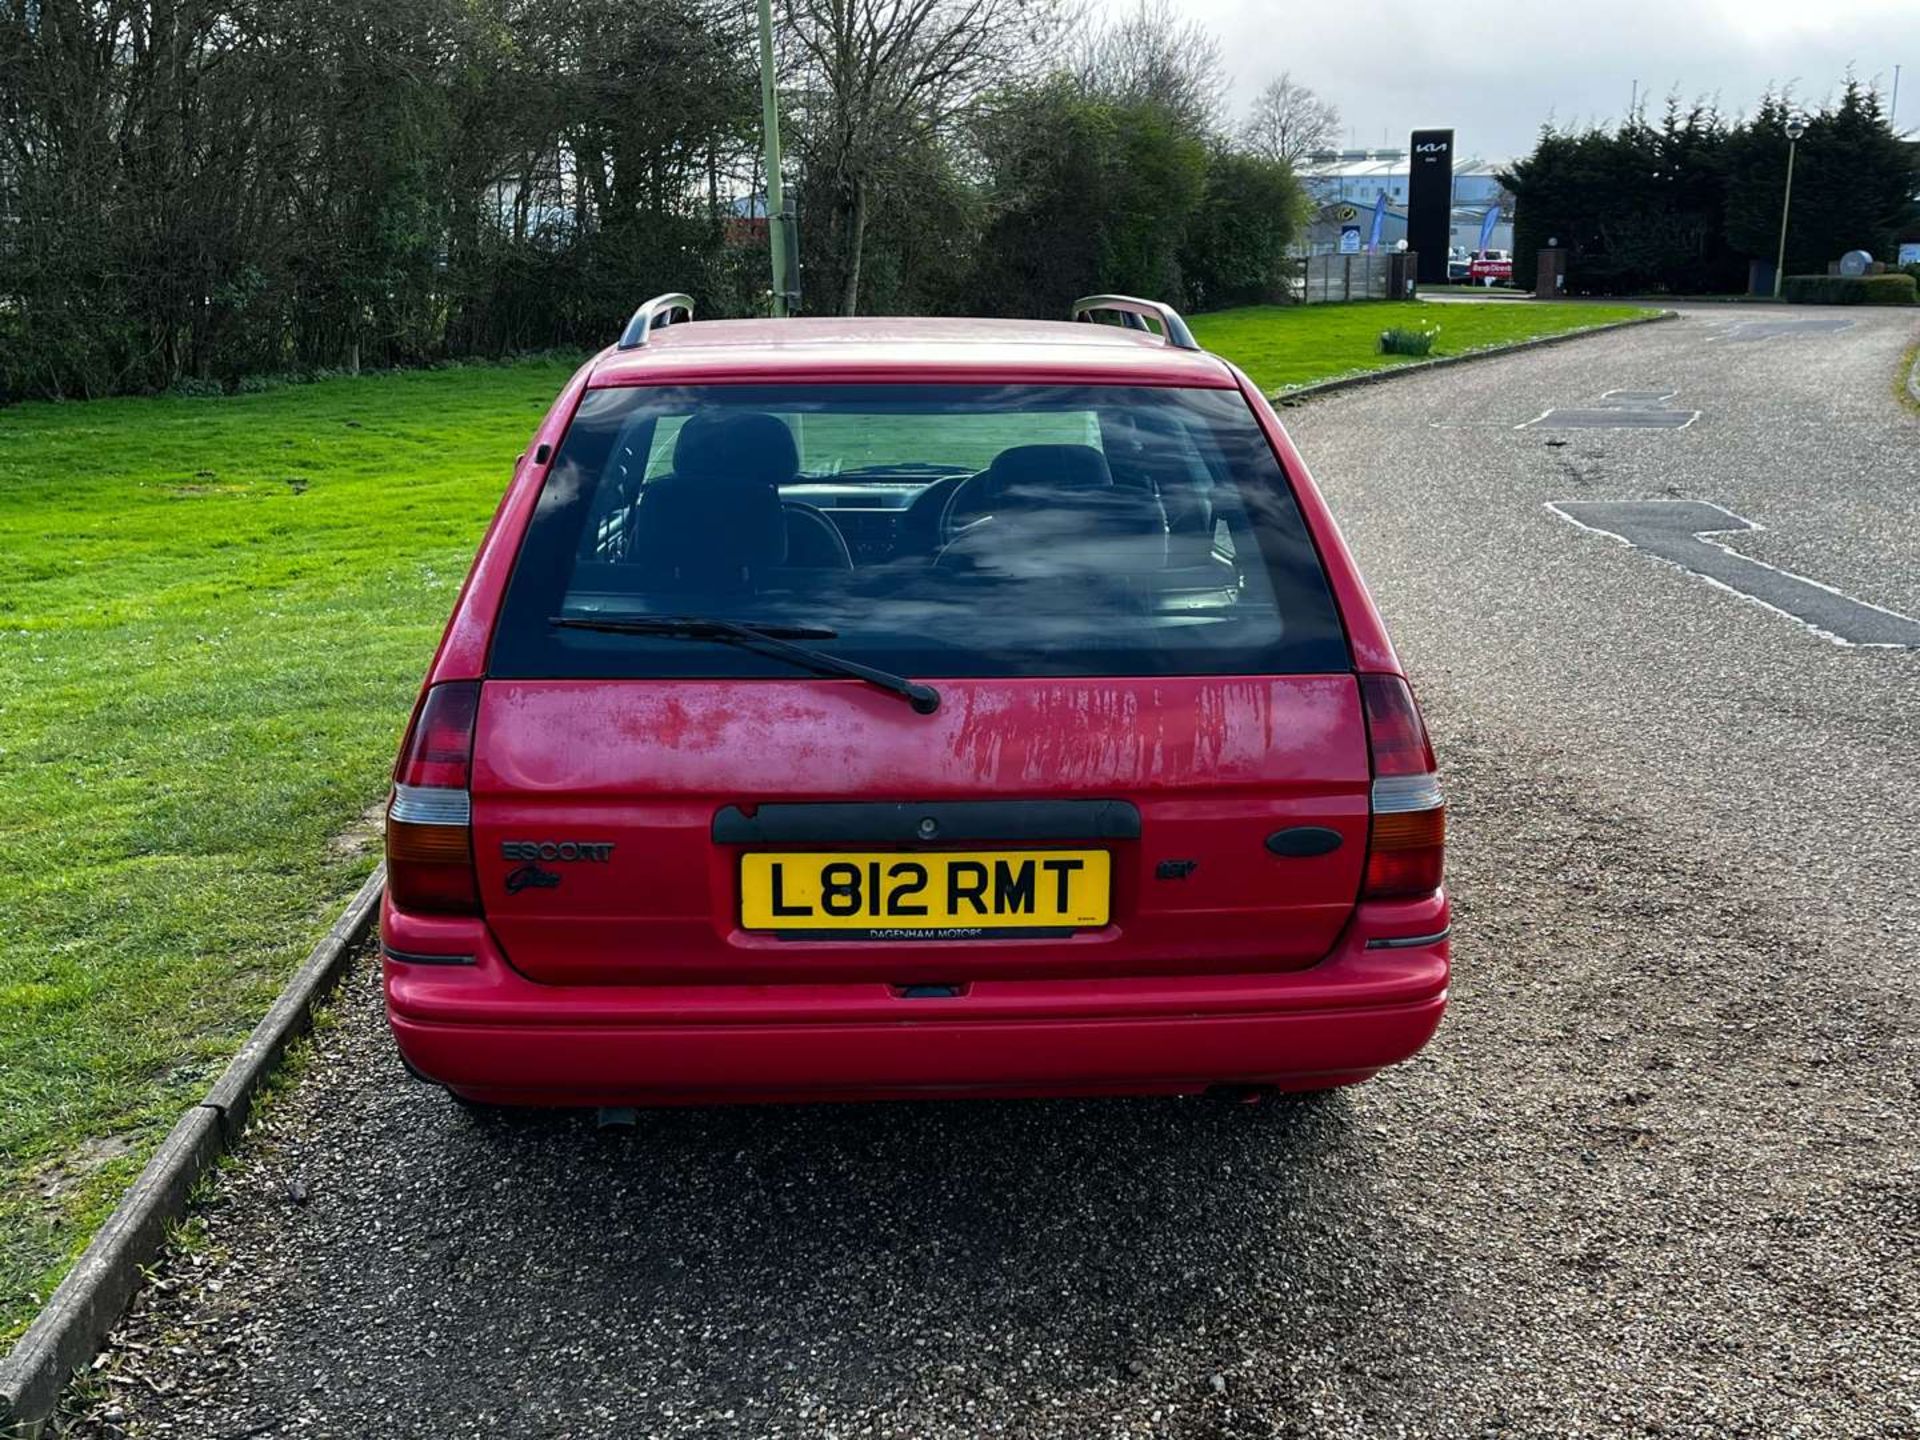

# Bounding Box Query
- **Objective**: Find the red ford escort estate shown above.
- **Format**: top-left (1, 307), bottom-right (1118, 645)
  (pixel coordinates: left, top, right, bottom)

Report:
top-left (382, 295), bottom-right (1448, 1107)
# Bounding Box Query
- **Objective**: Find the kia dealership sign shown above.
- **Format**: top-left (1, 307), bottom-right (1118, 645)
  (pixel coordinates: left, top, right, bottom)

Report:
top-left (1408, 129), bottom-right (1454, 285)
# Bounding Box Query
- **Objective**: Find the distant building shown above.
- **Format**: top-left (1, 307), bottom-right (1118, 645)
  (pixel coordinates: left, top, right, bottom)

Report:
top-left (1302, 201), bottom-right (1514, 259)
top-left (1300, 149), bottom-right (1511, 215)
top-left (725, 193), bottom-right (770, 247)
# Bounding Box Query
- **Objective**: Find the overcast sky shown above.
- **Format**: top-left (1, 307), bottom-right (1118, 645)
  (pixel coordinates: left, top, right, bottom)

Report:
top-left (1158, 0), bottom-right (1917, 160)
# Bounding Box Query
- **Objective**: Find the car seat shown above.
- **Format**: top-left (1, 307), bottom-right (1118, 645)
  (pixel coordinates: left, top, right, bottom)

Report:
top-left (941, 444), bottom-right (1117, 537)
top-left (936, 444), bottom-right (1169, 578)
top-left (629, 412), bottom-right (849, 587)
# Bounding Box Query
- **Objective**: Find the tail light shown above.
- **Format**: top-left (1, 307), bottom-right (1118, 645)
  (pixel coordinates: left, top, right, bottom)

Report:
top-left (385, 681), bottom-right (480, 914)
top-left (1360, 674), bottom-right (1445, 900)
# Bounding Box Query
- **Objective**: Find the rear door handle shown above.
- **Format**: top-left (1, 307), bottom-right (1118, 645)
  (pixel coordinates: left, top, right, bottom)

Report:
top-left (1265, 827), bottom-right (1344, 857)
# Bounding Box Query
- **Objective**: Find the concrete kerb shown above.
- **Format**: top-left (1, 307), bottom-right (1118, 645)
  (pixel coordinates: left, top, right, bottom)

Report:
top-left (1270, 309), bottom-right (1679, 406)
top-left (0, 865), bottom-right (386, 1437)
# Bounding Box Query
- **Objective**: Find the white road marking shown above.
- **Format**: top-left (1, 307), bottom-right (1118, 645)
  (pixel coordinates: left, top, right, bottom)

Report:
top-left (1518, 409), bottom-right (1700, 430)
top-left (1545, 499), bottom-right (1920, 649)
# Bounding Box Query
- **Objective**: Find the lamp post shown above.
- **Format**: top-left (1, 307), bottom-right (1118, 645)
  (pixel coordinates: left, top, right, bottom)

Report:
top-left (1771, 116), bottom-right (1806, 300)
top-left (756, 0), bottom-right (793, 317)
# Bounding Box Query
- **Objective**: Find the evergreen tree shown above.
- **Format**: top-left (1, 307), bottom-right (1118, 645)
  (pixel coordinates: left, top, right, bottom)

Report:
top-left (1504, 81), bottom-right (1917, 295)
top-left (1803, 80), bottom-right (1916, 266)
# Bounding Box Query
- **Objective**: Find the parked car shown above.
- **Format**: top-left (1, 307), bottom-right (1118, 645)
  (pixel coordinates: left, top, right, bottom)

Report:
top-left (382, 294), bottom-right (1449, 1108)
top-left (1468, 249), bottom-right (1516, 286)
top-left (1446, 248), bottom-right (1473, 283)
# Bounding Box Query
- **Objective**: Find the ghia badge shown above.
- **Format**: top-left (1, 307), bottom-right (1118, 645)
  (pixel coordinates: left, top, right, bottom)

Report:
top-left (505, 863), bottom-right (561, 895)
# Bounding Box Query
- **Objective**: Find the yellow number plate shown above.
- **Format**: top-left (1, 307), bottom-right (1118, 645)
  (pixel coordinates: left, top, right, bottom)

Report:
top-left (739, 850), bottom-right (1111, 937)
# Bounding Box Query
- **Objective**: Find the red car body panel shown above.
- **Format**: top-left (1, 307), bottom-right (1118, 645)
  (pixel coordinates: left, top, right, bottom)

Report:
top-left (471, 674), bottom-right (1367, 987)
top-left (585, 317), bottom-right (1240, 392)
top-left (385, 894), bottom-right (1447, 1105)
top-left (384, 318), bottom-right (1448, 1105)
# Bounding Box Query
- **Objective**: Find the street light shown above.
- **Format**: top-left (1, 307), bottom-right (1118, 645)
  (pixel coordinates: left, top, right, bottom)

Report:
top-left (1771, 116), bottom-right (1806, 300)
top-left (756, 0), bottom-right (796, 317)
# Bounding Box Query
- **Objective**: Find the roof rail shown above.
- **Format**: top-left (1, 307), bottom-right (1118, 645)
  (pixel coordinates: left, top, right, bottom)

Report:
top-left (616, 293), bottom-right (695, 350)
top-left (1070, 295), bottom-right (1200, 351)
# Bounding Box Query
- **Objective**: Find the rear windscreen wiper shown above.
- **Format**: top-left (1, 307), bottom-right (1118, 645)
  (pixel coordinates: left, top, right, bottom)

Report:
top-left (549, 615), bottom-right (941, 715)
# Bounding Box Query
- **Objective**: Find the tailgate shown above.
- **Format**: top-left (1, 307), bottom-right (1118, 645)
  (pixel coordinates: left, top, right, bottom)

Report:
top-left (470, 675), bottom-right (1368, 986)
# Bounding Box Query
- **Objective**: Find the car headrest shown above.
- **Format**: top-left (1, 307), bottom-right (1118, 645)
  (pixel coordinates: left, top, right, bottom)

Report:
top-left (671, 410), bottom-right (799, 487)
top-left (986, 443), bottom-right (1113, 494)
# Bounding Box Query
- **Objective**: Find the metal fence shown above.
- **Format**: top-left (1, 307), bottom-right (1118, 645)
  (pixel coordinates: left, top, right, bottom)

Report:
top-left (1300, 252), bottom-right (1410, 304)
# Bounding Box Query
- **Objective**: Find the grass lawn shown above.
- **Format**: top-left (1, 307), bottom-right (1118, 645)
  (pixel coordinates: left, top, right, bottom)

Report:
top-left (1190, 299), bottom-right (1657, 393)
top-left (0, 360), bottom-right (577, 1341)
top-left (0, 298), bottom-right (1655, 1344)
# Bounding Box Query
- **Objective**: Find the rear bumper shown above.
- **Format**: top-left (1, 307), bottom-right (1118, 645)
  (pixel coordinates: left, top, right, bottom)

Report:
top-left (383, 894), bottom-right (1449, 1105)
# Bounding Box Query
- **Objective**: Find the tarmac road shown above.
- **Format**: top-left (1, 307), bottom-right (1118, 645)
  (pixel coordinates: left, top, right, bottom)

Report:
top-left (64, 305), bottom-right (1920, 1439)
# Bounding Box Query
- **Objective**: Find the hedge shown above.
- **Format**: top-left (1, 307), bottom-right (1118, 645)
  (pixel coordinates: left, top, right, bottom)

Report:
top-left (1780, 274), bottom-right (1918, 305)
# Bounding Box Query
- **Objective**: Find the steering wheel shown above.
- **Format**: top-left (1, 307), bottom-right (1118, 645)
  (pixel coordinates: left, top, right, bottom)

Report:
top-left (894, 470), bottom-right (980, 556)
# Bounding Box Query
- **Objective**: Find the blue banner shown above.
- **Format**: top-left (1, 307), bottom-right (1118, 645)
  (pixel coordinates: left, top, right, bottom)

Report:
top-left (1477, 205), bottom-right (1501, 253)
top-left (1367, 192), bottom-right (1389, 253)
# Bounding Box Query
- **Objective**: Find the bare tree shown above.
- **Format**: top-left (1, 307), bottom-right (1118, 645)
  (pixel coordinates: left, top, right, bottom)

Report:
top-left (1242, 72), bottom-right (1340, 168)
top-left (782, 0), bottom-right (1061, 315)
top-left (1078, 0), bottom-right (1225, 134)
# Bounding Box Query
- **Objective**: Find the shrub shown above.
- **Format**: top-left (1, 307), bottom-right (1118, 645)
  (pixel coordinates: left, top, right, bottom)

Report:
top-left (1780, 273), bottom-right (1917, 305)
top-left (165, 376), bottom-right (226, 398)
top-left (1379, 326), bottom-right (1438, 356)
top-left (1180, 150), bottom-right (1310, 311)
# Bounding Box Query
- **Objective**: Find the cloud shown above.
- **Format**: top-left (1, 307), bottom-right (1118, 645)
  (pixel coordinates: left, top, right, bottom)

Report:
top-left (1154, 0), bottom-right (1917, 156)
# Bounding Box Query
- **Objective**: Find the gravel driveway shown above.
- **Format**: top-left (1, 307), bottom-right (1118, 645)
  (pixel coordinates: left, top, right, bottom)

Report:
top-left (61, 305), bottom-right (1920, 1439)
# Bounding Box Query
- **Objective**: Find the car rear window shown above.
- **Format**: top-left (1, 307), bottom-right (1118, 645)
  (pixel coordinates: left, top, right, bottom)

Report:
top-left (489, 384), bottom-right (1349, 679)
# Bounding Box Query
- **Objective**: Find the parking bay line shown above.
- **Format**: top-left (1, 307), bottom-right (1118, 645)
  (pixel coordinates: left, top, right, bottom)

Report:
top-left (1544, 499), bottom-right (1920, 649)
top-left (1712, 316), bottom-right (1857, 343)
top-left (1519, 408), bottom-right (1700, 431)
top-left (1597, 387), bottom-right (1679, 407)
